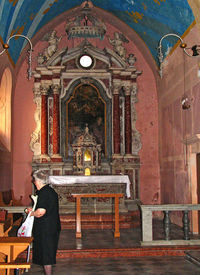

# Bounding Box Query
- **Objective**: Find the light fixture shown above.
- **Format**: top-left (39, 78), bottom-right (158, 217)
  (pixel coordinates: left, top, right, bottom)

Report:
top-left (0, 34), bottom-right (33, 80)
top-left (158, 33), bottom-right (193, 110)
top-left (158, 33), bottom-right (199, 78)
top-left (197, 63), bottom-right (200, 78)
top-left (191, 45), bottom-right (200, 56)
top-left (181, 96), bottom-right (190, 110)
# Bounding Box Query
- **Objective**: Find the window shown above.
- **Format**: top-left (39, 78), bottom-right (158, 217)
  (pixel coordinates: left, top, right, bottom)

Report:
top-left (78, 54), bottom-right (94, 69)
top-left (0, 68), bottom-right (12, 151)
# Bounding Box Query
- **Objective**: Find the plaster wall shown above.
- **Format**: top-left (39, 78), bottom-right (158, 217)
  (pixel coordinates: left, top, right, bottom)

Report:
top-left (0, 143), bottom-right (11, 193)
top-left (0, 55), bottom-right (13, 195)
top-left (12, 13), bottom-right (159, 205)
top-left (158, 24), bottom-right (200, 225)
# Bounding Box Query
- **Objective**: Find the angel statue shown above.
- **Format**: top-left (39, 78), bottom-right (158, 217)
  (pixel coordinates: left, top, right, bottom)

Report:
top-left (108, 32), bottom-right (129, 60)
top-left (38, 30), bottom-right (62, 64)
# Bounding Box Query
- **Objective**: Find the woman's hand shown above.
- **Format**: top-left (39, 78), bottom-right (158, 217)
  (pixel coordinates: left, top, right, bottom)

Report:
top-left (24, 208), bottom-right (32, 214)
top-left (31, 208), bottom-right (46, 218)
top-left (25, 207), bottom-right (46, 217)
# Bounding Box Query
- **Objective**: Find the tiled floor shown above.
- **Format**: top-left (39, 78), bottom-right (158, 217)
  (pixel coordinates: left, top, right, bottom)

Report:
top-left (58, 228), bottom-right (141, 250)
top-left (26, 256), bottom-right (200, 275)
top-left (19, 219), bottom-right (200, 275)
top-left (57, 219), bottom-right (200, 250)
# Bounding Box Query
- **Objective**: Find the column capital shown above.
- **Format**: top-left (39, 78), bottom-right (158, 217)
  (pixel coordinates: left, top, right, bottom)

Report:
top-left (122, 82), bottom-right (138, 96)
top-left (33, 85), bottom-right (41, 97)
top-left (131, 84), bottom-right (138, 103)
top-left (123, 81), bottom-right (132, 96)
top-left (51, 84), bottom-right (61, 95)
top-left (112, 79), bottom-right (122, 95)
top-left (40, 84), bottom-right (50, 95)
top-left (132, 83), bottom-right (138, 95)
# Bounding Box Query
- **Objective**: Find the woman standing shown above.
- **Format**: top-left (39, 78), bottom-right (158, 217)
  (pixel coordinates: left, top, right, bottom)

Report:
top-left (27, 170), bottom-right (61, 275)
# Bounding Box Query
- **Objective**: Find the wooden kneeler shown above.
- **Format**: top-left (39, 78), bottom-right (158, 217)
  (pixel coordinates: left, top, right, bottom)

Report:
top-left (0, 237), bottom-right (33, 275)
top-left (0, 262), bottom-right (31, 269)
top-left (0, 262), bottom-right (31, 275)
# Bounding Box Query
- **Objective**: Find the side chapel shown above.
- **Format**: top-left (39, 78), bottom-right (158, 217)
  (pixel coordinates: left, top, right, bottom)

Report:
top-left (30, 2), bottom-right (142, 208)
top-left (2, 0), bottom-right (200, 259)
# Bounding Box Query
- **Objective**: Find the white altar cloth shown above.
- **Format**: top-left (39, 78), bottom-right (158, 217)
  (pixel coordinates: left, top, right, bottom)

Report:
top-left (49, 175), bottom-right (131, 198)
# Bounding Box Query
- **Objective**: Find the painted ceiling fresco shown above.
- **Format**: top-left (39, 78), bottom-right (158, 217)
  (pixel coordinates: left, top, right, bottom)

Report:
top-left (0, 0), bottom-right (195, 65)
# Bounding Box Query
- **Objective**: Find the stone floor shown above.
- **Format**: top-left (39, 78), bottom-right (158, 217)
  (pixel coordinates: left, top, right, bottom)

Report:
top-left (16, 219), bottom-right (200, 275)
top-left (25, 256), bottom-right (200, 275)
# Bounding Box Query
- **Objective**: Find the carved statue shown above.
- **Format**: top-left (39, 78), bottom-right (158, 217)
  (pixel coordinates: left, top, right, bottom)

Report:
top-left (37, 30), bottom-right (62, 64)
top-left (108, 32), bottom-right (129, 60)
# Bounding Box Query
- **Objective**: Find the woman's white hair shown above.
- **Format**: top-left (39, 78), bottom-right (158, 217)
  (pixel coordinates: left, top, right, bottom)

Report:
top-left (32, 170), bottom-right (49, 185)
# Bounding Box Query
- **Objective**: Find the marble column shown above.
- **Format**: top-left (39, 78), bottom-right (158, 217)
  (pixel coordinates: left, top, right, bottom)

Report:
top-left (51, 84), bottom-right (62, 161)
top-left (113, 80), bottom-right (121, 155)
top-left (40, 84), bottom-right (50, 161)
top-left (124, 83), bottom-right (132, 155)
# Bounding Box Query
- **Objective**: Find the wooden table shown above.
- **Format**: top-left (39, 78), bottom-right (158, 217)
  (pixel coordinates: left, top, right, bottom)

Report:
top-left (72, 193), bottom-right (123, 238)
top-left (0, 237), bottom-right (33, 275)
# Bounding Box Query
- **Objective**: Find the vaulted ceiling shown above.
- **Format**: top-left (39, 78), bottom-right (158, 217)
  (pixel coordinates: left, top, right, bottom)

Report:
top-left (0, 0), bottom-right (195, 66)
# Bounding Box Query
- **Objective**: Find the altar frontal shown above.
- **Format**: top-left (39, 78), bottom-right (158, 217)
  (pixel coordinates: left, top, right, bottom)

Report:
top-left (49, 175), bottom-right (130, 214)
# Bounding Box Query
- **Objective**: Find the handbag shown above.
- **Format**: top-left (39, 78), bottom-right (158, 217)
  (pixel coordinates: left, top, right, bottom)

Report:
top-left (17, 194), bottom-right (38, 237)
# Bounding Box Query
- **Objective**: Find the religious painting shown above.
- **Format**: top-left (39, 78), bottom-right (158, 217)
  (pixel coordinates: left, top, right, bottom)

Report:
top-left (66, 84), bottom-right (106, 157)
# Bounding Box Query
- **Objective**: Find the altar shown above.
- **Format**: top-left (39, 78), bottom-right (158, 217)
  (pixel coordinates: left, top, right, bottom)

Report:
top-left (49, 175), bottom-right (131, 197)
top-left (49, 175), bottom-right (131, 213)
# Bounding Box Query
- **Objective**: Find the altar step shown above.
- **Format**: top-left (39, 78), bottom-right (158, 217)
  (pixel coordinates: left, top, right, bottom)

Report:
top-left (56, 246), bottom-right (200, 259)
top-left (19, 245), bottom-right (200, 261)
top-left (60, 211), bottom-right (140, 230)
top-left (17, 222), bottom-right (200, 262)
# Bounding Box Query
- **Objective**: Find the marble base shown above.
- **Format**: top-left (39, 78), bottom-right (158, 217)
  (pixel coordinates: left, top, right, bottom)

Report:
top-left (141, 239), bottom-right (200, 246)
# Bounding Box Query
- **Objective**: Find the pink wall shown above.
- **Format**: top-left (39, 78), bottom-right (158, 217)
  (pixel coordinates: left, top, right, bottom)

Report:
top-left (137, 74), bottom-right (160, 204)
top-left (158, 25), bottom-right (200, 206)
top-left (11, 9), bottom-right (160, 205)
top-left (12, 65), bottom-right (35, 204)
top-left (0, 53), bottom-right (13, 198)
top-left (0, 143), bottom-right (11, 192)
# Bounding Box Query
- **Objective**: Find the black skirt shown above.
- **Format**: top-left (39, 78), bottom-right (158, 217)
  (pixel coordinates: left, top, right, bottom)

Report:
top-left (32, 231), bottom-right (60, 265)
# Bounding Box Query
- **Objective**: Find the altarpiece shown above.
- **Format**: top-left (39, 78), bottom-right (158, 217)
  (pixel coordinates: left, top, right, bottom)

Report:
top-left (30, 4), bottom-right (142, 210)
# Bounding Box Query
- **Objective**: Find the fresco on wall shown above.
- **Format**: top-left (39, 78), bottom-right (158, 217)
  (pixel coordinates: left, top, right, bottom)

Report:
top-left (0, 0), bottom-right (194, 65)
top-left (67, 84), bottom-right (105, 157)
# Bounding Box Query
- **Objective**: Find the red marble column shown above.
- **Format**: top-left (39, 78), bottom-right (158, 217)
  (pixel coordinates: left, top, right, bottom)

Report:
top-left (93, 151), bottom-right (96, 166)
top-left (41, 85), bottom-right (49, 161)
top-left (113, 81), bottom-right (121, 155)
top-left (52, 84), bottom-right (62, 161)
top-left (124, 86), bottom-right (132, 155)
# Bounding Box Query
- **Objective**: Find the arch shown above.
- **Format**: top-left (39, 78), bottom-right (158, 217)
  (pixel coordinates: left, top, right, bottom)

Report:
top-left (0, 67), bottom-right (12, 151)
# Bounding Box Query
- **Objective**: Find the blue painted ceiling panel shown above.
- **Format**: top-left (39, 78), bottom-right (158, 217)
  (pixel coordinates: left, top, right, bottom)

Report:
top-left (0, 0), bottom-right (195, 65)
